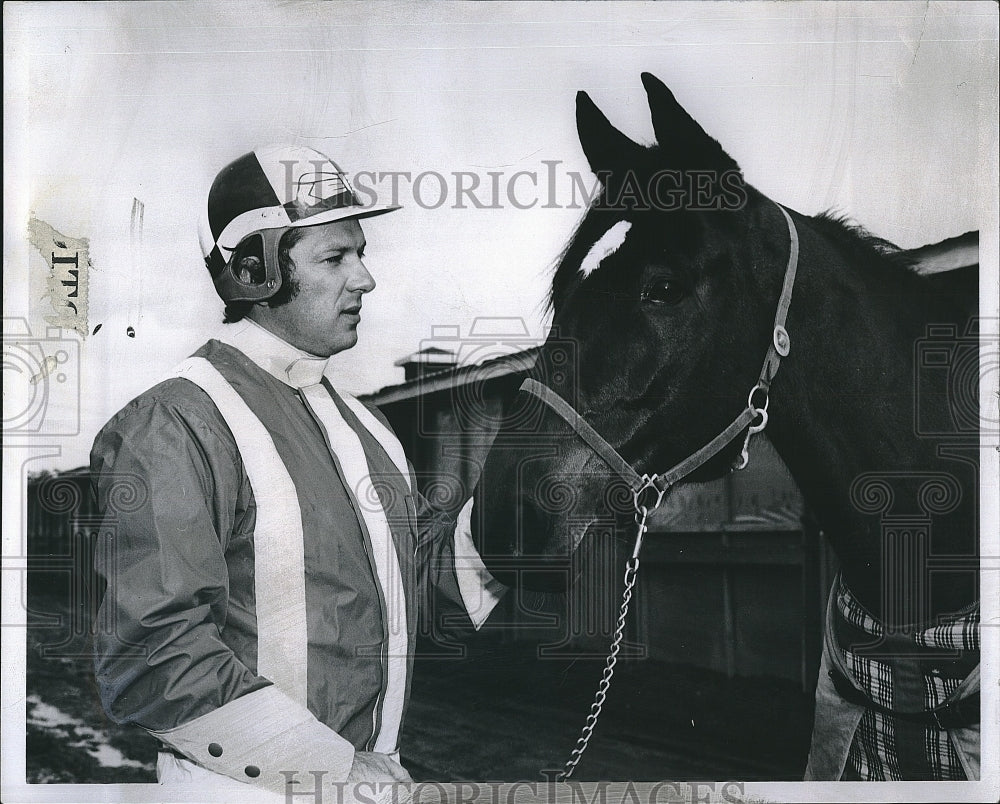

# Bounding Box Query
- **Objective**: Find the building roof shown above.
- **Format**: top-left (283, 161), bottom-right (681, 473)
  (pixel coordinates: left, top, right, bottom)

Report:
top-left (392, 346), bottom-right (458, 368)
top-left (361, 347), bottom-right (538, 406)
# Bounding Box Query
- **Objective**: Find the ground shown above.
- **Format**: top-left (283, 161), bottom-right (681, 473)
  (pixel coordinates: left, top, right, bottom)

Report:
top-left (23, 583), bottom-right (814, 784)
top-left (401, 638), bottom-right (814, 781)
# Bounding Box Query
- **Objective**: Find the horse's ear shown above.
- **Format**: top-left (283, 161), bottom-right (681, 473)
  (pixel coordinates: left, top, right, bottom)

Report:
top-left (641, 72), bottom-right (739, 173)
top-left (576, 90), bottom-right (645, 175)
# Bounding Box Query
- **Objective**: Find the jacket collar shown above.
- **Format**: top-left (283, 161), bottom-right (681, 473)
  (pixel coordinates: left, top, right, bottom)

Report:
top-left (212, 319), bottom-right (329, 388)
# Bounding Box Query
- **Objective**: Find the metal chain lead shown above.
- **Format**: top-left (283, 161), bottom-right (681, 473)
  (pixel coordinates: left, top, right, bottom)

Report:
top-left (557, 505), bottom-right (650, 781)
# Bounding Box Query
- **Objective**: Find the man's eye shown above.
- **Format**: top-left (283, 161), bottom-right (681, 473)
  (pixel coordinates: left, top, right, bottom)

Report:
top-left (325, 254), bottom-right (344, 264)
top-left (641, 280), bottom-right (685, 305)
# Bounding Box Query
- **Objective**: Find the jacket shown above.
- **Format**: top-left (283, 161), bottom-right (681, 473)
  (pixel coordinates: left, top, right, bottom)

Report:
top-left (91, 319), bottom-right (503, 796)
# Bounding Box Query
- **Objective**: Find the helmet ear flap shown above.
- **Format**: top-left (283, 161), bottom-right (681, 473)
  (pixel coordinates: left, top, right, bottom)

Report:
top-left (213, 228), bottom-right (284, 303)
top-left (234, 239), bottom-right (267, 286)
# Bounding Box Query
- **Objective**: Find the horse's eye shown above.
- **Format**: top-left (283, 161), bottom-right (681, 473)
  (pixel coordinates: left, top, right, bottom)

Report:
top-left (641, 280), bottom-right (685, 306)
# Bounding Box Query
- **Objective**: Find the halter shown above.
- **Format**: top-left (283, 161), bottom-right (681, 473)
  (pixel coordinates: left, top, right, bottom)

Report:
top-left (520, 202), bottom-right (800, 779)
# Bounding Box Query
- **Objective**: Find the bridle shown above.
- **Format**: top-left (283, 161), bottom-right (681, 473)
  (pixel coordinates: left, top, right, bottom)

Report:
top-left (519, 203), bottom-right (800, 779)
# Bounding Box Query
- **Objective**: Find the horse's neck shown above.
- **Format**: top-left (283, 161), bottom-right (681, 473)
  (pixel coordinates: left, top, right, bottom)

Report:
top-left (765, 218), bottom-right (978, 620)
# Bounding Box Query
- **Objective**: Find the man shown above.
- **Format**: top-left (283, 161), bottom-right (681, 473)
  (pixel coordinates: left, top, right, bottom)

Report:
top-left (91, 146), bottom-right (505, 798)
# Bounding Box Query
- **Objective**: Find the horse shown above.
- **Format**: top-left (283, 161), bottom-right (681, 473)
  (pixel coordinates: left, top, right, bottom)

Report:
top-left (471, 73), bottom-right (981, 781)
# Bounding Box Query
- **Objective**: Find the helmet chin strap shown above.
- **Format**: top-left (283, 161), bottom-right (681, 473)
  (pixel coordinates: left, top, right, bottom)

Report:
top-left (518, 201), bottom-right (800, 780)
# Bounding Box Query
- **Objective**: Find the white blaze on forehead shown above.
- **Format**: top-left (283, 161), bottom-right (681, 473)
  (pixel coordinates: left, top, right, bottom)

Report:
top-left (578, 220), bottom-right (632, 278)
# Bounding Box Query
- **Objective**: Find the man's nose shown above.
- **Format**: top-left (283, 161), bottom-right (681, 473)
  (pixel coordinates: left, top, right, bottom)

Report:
top-left (349, 259), bottom-right (376, 293)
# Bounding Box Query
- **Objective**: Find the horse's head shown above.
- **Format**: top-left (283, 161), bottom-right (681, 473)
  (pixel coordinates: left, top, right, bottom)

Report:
top-left (475, 74), bottom-right (794, 590)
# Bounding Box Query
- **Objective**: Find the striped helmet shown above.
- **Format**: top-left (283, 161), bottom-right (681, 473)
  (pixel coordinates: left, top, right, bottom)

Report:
top-left (199, 146), bottom-right (399, 302)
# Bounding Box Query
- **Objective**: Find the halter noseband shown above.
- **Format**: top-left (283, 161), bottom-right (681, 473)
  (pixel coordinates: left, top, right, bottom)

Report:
top-left (520, 202), bottom-right (800, 511)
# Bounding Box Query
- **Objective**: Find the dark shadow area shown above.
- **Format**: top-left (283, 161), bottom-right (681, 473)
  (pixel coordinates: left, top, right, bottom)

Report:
top-left (402, 635), bottom-right (815, 781)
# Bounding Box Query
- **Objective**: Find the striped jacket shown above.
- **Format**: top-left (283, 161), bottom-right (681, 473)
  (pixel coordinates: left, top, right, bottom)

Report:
top-left (91, 320), bottom-right (503, 795)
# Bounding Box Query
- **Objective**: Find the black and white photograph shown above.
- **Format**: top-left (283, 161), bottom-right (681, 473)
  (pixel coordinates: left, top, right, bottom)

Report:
top-left (3, 2), bottom-right (997, 803)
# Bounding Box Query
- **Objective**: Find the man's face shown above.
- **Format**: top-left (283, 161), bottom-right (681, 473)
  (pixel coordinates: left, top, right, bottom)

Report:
top-left (251, 219), bottom-right (375, 357)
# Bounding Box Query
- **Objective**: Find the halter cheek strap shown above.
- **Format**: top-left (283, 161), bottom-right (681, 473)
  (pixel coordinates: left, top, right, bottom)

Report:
top-left (757, 203), bottom-right (799, 391)
top-left (520, 202), bottom-right (800, 503)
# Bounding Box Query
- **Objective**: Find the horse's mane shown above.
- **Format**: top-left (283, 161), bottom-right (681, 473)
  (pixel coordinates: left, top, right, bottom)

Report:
top-left (810, 211), bottom-right (978, 313)
top-left (809, 211), bottom-right (913, 271)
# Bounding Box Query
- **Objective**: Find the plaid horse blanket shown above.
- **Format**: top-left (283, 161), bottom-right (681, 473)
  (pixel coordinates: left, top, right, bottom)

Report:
top-left (830, 577), bottom-right (980, 780)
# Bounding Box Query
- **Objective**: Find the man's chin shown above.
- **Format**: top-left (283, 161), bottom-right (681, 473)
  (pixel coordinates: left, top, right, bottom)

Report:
top-left (327, 330), bottom-right (359, 356)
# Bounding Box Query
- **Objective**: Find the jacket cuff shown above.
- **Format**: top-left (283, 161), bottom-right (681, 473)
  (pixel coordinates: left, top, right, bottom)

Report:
top-left (149, 685), bottom-right (355, 794)
top-left (454, 497), bottom-right (507, 629)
